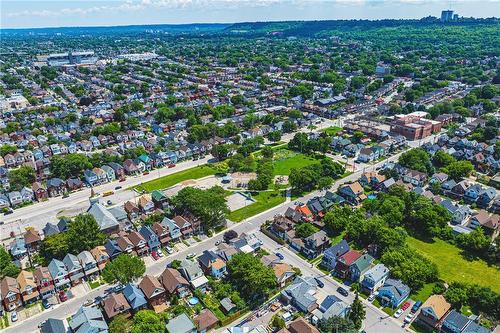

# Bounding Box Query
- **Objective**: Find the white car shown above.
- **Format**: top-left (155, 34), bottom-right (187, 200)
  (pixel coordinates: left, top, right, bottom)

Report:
top-left (404, 313), bottom-right (414, 323)
top-left (166, 246), bottom-right (174, 254)
top-left (157, 250), bottom-right (164, 257)
top-left (394, 309), bottom-right (404, 318)
top-left (367, 293), bottom-right (377, 302)
top-left (187, 252), bottom-right (196, 259)
top-left (11, 311), bottom-right (18, 322)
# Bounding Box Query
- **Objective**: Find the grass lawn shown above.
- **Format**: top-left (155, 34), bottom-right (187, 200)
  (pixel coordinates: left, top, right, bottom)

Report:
top-left (407, 237), bottom-right (500, 293)
top-left (411, 282), bottom-right (436, 303)
top-left (321, 126), bottom-right (342, 136)
top-left (227, 190), bottom-right (286, 222)
top-left (88, 279), bottom-right (105, 289)
top-left (272, 148), bottom-right (320, 176)
top-left (133, 165), bottom-right (217, 192)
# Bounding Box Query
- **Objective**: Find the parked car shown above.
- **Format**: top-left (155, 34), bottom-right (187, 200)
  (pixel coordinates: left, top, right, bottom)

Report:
top-left (107, 200), bottom-right (112, 205)
top-left (152, 251), bottom-right (159, 260)
top-left (215, 240), bottom-right (222, 246)
top-left (275, 252), bottom-right (285, 260)
top-left (404, 313), bottom-right (414, 323)
top-left (168, 164), bottom-right (176, 168)
top-left (401, 301), bottom-right (411, 311)
top-left (59, 291), bottom-right (68, 302)
top-left (166, 246), bottom-right (174, 254)
top-left (314, 278), bottom-right (325, 288)
top-left (11, 311), bottom-right (18, 322)
top-left (83, 299), bottom-right (94, 307)
top-left (368, 292), bottom-right (378, 302)
top-left (394, 309), bottom-right (404, 318)
top-left (157, 250), bottom-right (164, 257)
top-left (143, 172), bottom-right (149, 175)
top-left (113, 284), bottom-right (125, 293)
top-left (337, 287), bottom-right (349, 297)
top-left (411, 301), bottom-right (422, 313)
top-left (187, 252), bottom-right (196, 259)
top-left (115, 186), bottom-right (122, 190)
top-left (4, 209), bottom-right (13, 215)
top-left (42, 299), bottom-right (52, 309)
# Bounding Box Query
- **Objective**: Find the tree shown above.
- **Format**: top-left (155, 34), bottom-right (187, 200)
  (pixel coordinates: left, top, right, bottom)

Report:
top-left (171, 186), bottom-right (228, 230)
top-left (261, 146), bottom-right (274, 159)
top-left (432, 150), bottom-right (456, 168)
top-left (295, 222), bottom-right (320, 238)
top-left (8, 165), bottom-right (36, 191)
top-left (398, 148), bottom-right (433, 174)
top-left (131, 310), bottom-right (164, 333)
top-left (445, 284), bottom-right (469, 309)
top-left (289, 166), bottom-right (319, 193)
top-left (318, 316), bottom-right (357, 333)
top-left (109, 314), bottom-right (132, 333)
top-left (0, 246), bottom-right (20, 279)
top-left (271, 314), bottom-right (286, 330)
top-left (50, 153), bottom-right (92, 179)
top-left (0, 144), bottom-right (17, 157)
top-left (211, 144), bottom-right (231, 161)
top-left (268, 130), bottom-right (282, 142)
top-left (102, 254), bottom-right (146, 285)
top-left (444, 161), bottom-right (474, 180)
top-left (318, 176), bottom-right (333, 191)
top-left (224, 230), bottom-right (238, 243)
top-left (348, 293), bottom-right (365, 330)
top-left (456, 227), bottom-right (491, 256)
top-left (227, 253), bottom-right (276, 305)
top-left (66, 214), bottom-right (106, 254)
top-left (40, 233), bottom-right (69, 261)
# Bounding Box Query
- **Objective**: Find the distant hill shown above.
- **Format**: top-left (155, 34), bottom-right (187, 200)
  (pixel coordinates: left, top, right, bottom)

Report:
top-left (0, 23), bottom-right (231, 35)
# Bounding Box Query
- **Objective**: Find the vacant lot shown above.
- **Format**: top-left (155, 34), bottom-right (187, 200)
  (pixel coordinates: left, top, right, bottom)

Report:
top-left (407, 237), bottom-right (500, 293)
top-left (133, 165), bottom-right (217, 192)
top-left (321, 126), bottom-right (342, 136)
top-left (272, 148), bottom-right (320, 176)
top-left (227, 190), bottom-right (286, 222)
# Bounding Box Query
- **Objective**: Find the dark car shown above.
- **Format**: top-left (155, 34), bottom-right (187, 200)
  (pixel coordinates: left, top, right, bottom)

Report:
top-left (113, 284), bottom-right (125, 293)
top-left (411, 300), bottom-right (422, 313)
top-left (314, 278), bottom-right (325, 288)
top-left (337, 287), bottom-right (349, 297)
top-left (42, 299), bottom-right (51, 309)
top-left (115, 186), bottom-right (122, 190)
top-left (275, 252), bottom-right (285, 260)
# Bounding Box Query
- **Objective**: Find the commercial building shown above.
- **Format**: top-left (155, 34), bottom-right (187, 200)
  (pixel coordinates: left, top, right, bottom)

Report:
top-left (390, 112), bottom-right (442, 140)
top-left (45, 51), bottom-right (97, 67)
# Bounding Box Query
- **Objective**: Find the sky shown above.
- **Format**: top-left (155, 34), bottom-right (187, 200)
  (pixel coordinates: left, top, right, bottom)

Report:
top-left (1, 0), bottom-right (499, 29)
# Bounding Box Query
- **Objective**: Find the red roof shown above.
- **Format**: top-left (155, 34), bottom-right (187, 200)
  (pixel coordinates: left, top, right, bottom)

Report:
top-left (296, 205), bottom-right (312, 217)
top-left (339, 250), bottom-right (361, 265)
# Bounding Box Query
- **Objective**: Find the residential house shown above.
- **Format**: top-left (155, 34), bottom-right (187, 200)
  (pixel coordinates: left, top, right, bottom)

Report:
top-left (335, 250), bottom-right (362, 279)
top-left (451, 181), bottom-right (470, 199)
top-left (179, 259), bottom-right (209, 292)
top-left (151, 190), bottom-right (168, 209)
top-left (441, 310), bottom-right (472, 333)
top-left (321, 239), bottom-right (350, 271)
top-left (440, 199), bottom-right (471, 225)
top-left (90, 246), bottom-right (110, 272)
top-left (477, 187), bottom-right (496, 208)
top-left (0, 277), bottom-right (21, 311)
top-left (464, 184), bottom-right (483, 203)
top-left (193, 309), bottom-right (219, 333)
top-left (403, 170), bottom-right (428, 187)
top-left (197, 250), bottom-right (227, 278)
top-left (34, 266), bottom-right (55, 299)
top-left (161, 217), bottom-right (182, 242)
top-left (104, 239), bottom-right (122, 259)
top-left (24, 228), bottom-right (41, 253)
top-left (102, 292), bottom-right (131, 321)
top-left (152, 222), bottom-right (171, 247)
top-left (159, 268), bottom-right (190, 299)
top-left (280, 276), bottom-right (319, 313)
top-left (17, 270), bottom-right (39, 305)
top-left (138, 195), bottom-right (155, 214)
top-left (338, 182), bottom-right (366, 205)
top-left (69, 306), bottom-right (108, 333)
top-left (139, 226), bottom-right (161, 252)
top-left (46, 178), bottom-right (67, 197)
top-left (48, 259), bottom-right (70, 290)
top-left (359, 172), bottom-right (386, 188)
top-left (108, 162), bottom-right (125, 179)
top-left (220, 297), bottom-right (236, 315)
top-left (173, 216), bottom-right (193, 237)
top-left (311, 295), bottom-right (349, 325)
top-left (32, 182), bottom-right (48, 201)
top-left (123, 159), bottom-right (139, 175)
top-left (87, 202), bottom-right (120, 234)
top-left (349, 253), bottom-right (374, 282)
top-left (9, 236), bottom-right (27, 258)
top-left (77, 251), bottom-right (99, 279)
top-left (123, 283), bottom-right (148, 312)
top-left (40, 318), bottom-right (67, 333)
top-left (116, 235), bottom-right (134, 254)
top-left (377, 278), bottom-right (411, 308)
top-left (8, 191), bottom-right (22, 207)
top-left (270, 215), bottom-right (295, 240)
top-left (469, 210), bottom-right (499, 238)
top-left (83, 170), bottom-right (99, 186)
top-left (271, 262), bottom-right (295, 288)
top-left (127, 231), bottom-right (149, 256)
top-left (63, 253), bottom-right (85, 286)
top-left (361, 263), bottom-right (390, 294)
top-left (138, 275), bottom-right (166, 308)
top-left (42, 223), bottom-right (60, 237)
top-left (66, 178), bottom-right (83, 191)
top-left (124, 201), bottom-right (140, 220)
top-left (415, 294), bottom-right (451, 331)
top-left (302, 230), bottom-right (330, 259)
top-left (101, 165), bottom-right (116, 182)
top-left (166, 313), bottom-right (196, 333)
top-left (287, 317), bottom-right (320, 333)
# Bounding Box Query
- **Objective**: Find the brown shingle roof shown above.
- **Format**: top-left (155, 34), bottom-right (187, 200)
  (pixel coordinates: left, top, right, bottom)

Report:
top-left (138, 275), bottom-right (164, 299)
top-left (103, 293), bottom-right (131, 319)
top-left (159, 268), bottom-right (189, 294)
top-left (193, 308), bottom-right (219, 331)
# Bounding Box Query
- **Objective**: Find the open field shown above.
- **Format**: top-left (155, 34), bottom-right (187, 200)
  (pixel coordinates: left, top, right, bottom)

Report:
top-left (407, 237), bottom-right (500, 293)
top-left (133, 165), bottom-right (217, 192)
top-left (321, 126), bottom-right (343, 136)
top-left (227, 190), bottom-right (286, 222)
top-left (272, 148), bottom-right (321, 176)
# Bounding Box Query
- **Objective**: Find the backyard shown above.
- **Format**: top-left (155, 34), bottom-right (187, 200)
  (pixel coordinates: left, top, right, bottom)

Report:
top-left (407, 237), bottom-right (500, 293)
top-left (321, 126), bottom-right (343, 136)
top-left (227, 190), bottom-right (286, 222)
top-left (271, 148), bottom-right (321, 176)
top-left (133, 165), bottom-right (217, 192)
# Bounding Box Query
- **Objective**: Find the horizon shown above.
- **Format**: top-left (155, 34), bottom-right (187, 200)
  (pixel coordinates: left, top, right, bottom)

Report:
top-left (2, 0), bottom-right (500, 30)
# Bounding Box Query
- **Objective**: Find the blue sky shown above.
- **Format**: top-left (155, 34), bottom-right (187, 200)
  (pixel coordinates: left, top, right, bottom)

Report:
top-left (2, 0), bottom-right (499, 29)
